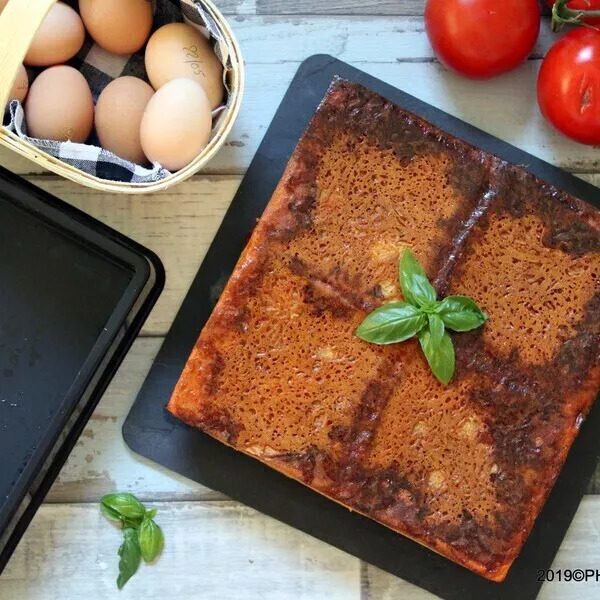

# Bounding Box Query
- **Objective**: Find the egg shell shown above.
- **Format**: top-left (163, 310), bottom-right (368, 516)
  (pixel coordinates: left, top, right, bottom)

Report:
top-left (79, 0), bottom-right (153, 55)
top-left (95, 76), bottom-right (154, 164)
top-left (0, 0), bottom-right (8, 12)
top-left (140, 78), bottom-right (212, 172)
top-left (145, 23), bottom-right (224, 110)
top-left (24, 2), bottom-right (85, 67)
top-left (6, 64), bottom-right (28, 111)
top-left (25, 66), bottom-right (94, 143)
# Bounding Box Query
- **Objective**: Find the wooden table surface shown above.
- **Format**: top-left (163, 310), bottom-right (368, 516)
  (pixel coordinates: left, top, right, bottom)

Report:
top-left (2, 2), bottom-right (600, 598)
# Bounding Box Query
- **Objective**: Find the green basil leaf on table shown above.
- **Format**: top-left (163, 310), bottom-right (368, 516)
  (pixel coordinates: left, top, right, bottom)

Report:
top-left (101, 493), bottom-right (146, 523)
top-left (427, 313), bottom-right (445, 350)
top-left (418, 328), bottom-right (455, 385)
top-left (139, 516), bottom-right (165, 563)
top-left (436, 295), bottom-right (488, 331)
top-left (117, 528), bottom-right (142, 590)
top-left (100, 502), bottom-right (123, 523)
top-left (399, 249), bottom-right (437, 308)
top-left (355, 301), bottom-right (427, 345)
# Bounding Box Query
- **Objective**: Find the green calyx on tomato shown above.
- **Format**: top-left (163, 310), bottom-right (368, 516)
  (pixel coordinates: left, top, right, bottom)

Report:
top-left (424, 0), bottom-right (540, 79)
top-left (537, 28), bottom-right (600, 145)
top-left (547, 0), bottom-right (600, 31)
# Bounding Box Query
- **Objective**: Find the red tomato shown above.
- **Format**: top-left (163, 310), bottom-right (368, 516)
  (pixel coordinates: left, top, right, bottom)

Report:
top-left (425, 0), bottom-right (540, 79)
top-left (545, 0), bottom-right (600, 26)
top-left (537, 28), bottom-right (600, 145)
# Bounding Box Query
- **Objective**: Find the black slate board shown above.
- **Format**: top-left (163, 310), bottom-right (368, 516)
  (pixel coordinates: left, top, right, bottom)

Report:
top-left (123, 56), bottom-right (600, 600)
top-left (0, 166), bottom-right (164, 572)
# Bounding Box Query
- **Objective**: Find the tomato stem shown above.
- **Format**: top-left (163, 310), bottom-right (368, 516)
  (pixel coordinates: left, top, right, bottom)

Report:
top-left (552, 0), bottom-right (600, 32)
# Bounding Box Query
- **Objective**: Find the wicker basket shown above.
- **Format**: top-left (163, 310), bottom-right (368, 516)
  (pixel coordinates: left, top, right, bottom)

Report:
top-left (0, 0), bottom-right (244, 194)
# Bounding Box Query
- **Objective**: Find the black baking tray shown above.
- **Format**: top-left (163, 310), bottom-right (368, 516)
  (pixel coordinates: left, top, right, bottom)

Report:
top-left (0, 166), bottom-right (164, 572)
top-left (123, 56), bottom-right (600, 600)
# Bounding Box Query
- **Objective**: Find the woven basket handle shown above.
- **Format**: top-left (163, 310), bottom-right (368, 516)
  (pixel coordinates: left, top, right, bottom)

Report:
top-left (0, 0), bottom-right (57, 112)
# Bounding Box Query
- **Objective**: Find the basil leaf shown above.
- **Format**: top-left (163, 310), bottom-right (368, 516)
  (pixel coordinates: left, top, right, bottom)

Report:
top-left (400, 249), bottom-right (437, 308)
top-left (117, 528), bottom-right (141, 589)
top-left (427, 313), bottom-right (445, 350)
top-left (100, 502), bottom-right (122, 523)
top-left (101, 493), bottom-right (146, 524)
top-left (356, 302), bottom-right (426, 345)
top-left (145, 508), bottom-right (158, 520)
top-left (436, 295), bottom-right (488, 332)
top-left (418, 328), bottom-right (455, 385)
top-left (139, 517), bottom-right (165, 563)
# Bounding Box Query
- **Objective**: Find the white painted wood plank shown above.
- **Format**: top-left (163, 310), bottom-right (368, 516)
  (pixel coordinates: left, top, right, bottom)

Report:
top-left (30, 175), bottom-right (239, 337)
top-left (254, 0), bottom-right (424, 15)
top-left (220, 0), bottom-right (258, 15)
top-left (250, 0), bottom-right (552, 18)
top-left (366, 497), bottom-right (600, 599)
top-left (3, 499), bottom-right (599, 599)
top-left (233, 15), bottom-right (556, 63)
top-left (1, 502), bottom-right (361, 600)
top-left (2, 17), bottom-right (600, 176)
top-left (46, 338), bottom-right (221, 503)
top-left (210, 60), bottom-right (600, 174)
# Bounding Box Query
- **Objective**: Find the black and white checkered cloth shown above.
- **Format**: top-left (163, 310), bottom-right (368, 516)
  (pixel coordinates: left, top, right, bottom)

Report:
top-left (3, 0), bottom-right (232, 183)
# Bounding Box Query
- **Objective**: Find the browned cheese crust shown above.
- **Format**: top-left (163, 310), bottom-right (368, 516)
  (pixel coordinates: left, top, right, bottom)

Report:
top-left (167, 79), bottom-right (600, 582)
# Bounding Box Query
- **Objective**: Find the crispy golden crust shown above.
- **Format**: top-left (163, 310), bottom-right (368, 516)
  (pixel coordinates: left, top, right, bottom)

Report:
top-left (168, 79), bottom-right (600, 582)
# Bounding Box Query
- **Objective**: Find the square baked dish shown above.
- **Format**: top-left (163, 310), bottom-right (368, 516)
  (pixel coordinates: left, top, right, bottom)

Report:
top-left (167, 79), bottom-right (600, 582)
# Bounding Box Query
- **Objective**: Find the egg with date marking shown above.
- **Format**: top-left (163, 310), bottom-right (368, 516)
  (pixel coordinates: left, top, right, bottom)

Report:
top-left (145, 23), bottom-right (224, 110)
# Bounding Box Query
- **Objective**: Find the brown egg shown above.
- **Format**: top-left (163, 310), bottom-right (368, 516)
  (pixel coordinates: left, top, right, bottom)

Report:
top-left (6, 64), bottom-right (28, 111)
top-left (140, 78), bottom-right (212, 171)
top-left (0, 0), bottom-right (8, 13)
top-left (79, 0), bottom-right (153, 55)
top-left (25, 66), bottom-right (94, 143)
top-left (95, 77), bottom-right (154, 164)
top-left (145, 23), bottom-right (224, 110)
top-left (24, 2), bottom-right (85, 67)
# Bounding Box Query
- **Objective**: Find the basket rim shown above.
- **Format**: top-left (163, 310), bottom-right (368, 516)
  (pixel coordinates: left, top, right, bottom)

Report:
top-left (0, 0), bottom-right (245, 195)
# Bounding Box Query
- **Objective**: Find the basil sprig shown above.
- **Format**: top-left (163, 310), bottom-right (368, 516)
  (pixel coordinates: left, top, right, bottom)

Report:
top-left (100, 493), bottom-right (165, 588)
top-left (356, 249), bottom-right (488, 384)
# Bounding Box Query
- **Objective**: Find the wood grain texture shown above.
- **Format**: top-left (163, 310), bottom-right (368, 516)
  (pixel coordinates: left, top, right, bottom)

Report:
top-left (1, 502), bottom-right (361, 600)
top-left (213, 0), bottom-right (550, 16)
top-left (215, 0), bottom-right (423, 15)
top-left (2, 499), bottom-right (599, 600)
top-left (1, 7), bottom-right (599, 598)
top-left (255, 0), bottom-right (424, 15)
top-left (0, 0), bottom-right (55, 109)
top-left (46, 338), bottom-right (223, 503)
top-left (30, 175), bottom-right (238, 337)
top-left (2, 17), bottom-right (600, 175)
